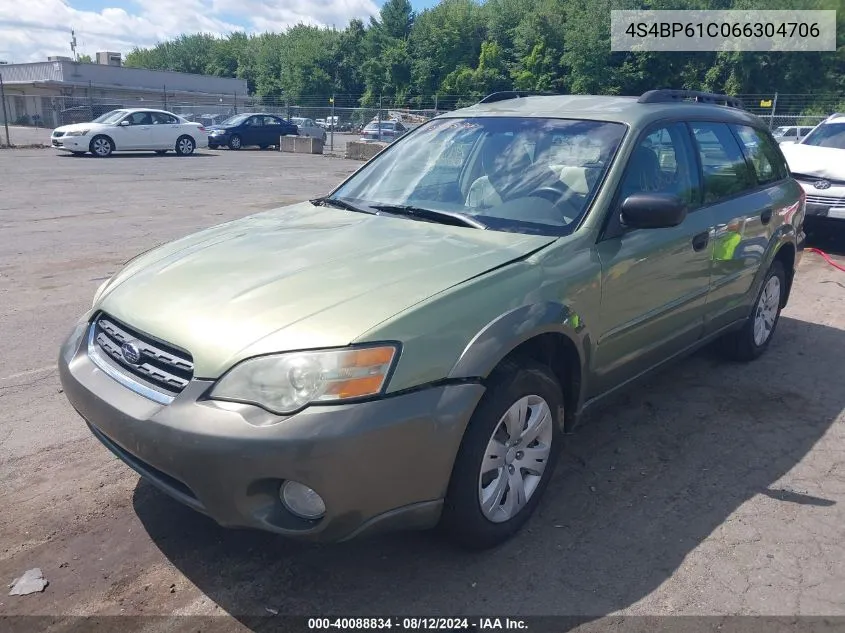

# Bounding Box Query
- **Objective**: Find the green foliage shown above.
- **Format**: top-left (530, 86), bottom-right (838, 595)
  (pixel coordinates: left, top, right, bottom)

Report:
top-left (121, 0), bottom-right (845, 108)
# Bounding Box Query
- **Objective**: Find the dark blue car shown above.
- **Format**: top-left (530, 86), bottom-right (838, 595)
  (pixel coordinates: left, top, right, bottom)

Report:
top-left (207, 113), bottom-right (298, 150)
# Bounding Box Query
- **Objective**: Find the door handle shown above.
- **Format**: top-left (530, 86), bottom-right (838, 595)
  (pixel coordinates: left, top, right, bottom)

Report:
top-left (761, 208), bottom-right (773, 225)
top-left (692, 231), bottom-right (710, 252)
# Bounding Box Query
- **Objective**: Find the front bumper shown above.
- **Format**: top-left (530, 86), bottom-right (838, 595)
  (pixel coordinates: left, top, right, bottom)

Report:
top-left (52, 136), bottom-right (87, 151)
top-left (58, 322), bottom-right (484, 542)
top-left (207, 133), bottom-right (228, 146)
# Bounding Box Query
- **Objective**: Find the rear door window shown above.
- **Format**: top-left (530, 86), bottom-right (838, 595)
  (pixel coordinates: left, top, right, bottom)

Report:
top-left (689, 122), bottom-right (755, 204)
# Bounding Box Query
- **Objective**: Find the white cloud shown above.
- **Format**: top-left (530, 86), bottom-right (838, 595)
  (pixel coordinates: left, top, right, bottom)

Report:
top-left (0, 0), bottom-right (379, 63)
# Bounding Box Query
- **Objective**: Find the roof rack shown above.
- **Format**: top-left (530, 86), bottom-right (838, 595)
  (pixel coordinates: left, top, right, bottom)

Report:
top-left (638, 89), bottom-right (744, 109)
top-left (477, 91), bottom-right (559, 104)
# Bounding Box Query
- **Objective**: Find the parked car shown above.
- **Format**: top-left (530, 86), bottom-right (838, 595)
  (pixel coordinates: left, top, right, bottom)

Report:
top-left (51, 108), bottom-right (208, 157)
top-left (59, 89), bottom-right (803, 550)
top-left (206, 113), bottom-right (298, 150)
top-left (290, 117), bottom-right (326, 142)
top-left (360, 120), bottom-right (407, 143)
top-left (773, 125), bottom-right (816, 145)
top-left (781, 113), bottom-right (845, 221)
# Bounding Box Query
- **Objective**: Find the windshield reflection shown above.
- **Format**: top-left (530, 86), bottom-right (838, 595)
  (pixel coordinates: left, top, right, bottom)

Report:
top-left (330, 116), bottom-right (627, 236)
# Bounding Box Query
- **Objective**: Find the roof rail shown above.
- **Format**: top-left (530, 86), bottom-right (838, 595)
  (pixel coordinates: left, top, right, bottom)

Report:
top-left (638, 89), bottom-right (744, 109)
top-left (478, 91), bottom-right (558, 104)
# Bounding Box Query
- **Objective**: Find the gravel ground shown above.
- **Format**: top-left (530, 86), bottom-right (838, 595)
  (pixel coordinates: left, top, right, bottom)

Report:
top-left (1, 148), bottom-right (844, 630)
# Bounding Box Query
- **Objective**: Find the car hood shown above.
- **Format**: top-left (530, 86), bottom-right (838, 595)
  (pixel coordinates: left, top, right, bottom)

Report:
top-left (54, 122), bottom-right (101, 133)
top-left (95, 202), bottom-right (556, 378)
top-left (781, 143), bottom-right (845, 180)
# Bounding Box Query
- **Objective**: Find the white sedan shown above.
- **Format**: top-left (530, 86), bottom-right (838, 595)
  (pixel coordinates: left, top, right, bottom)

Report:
top-left (51, 108), bottom-right (209, 157)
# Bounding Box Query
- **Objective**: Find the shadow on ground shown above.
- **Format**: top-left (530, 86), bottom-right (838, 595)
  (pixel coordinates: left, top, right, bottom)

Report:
top-left (132, 313), bottom-right (844, 623)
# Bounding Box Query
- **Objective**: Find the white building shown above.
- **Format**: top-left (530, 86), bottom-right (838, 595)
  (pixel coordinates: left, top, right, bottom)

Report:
top-left (0, 54), bottom-right (248, 127)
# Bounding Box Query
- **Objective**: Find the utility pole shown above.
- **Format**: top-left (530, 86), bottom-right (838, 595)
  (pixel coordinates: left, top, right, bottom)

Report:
top-left (770, 92), bottom-right (779, 130)
top-left (0, 73), bottom-right (10, 147)
top-left (330, 94), bottom-right (335, 152)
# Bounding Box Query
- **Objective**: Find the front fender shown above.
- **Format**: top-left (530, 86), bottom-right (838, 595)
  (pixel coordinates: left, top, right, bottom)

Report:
top-left (447, 301), bottom-right (590, 414)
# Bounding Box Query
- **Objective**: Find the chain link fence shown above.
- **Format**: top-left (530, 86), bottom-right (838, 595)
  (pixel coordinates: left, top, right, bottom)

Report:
top-left (2, 90), bottom-right (844, 150)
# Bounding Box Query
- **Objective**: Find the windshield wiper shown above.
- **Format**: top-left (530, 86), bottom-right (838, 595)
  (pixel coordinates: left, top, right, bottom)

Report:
top-left (310, 196), bottom-right (377, 215)
top-left (369, 204), bottom-right (486, 229)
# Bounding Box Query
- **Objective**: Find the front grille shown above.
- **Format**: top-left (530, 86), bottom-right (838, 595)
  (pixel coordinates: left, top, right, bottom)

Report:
top-left (91, 313), bottom-right (194, 397)
top-left (806, 193), bottom-right (845, 206)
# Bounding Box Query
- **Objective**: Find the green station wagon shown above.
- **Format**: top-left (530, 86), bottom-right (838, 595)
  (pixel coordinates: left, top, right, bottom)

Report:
top-left (59, 90), bottom-right (805, 549)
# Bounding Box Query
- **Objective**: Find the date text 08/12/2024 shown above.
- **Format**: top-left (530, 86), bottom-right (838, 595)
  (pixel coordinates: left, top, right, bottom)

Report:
top-left (307, 618), bottom-right (528, 630)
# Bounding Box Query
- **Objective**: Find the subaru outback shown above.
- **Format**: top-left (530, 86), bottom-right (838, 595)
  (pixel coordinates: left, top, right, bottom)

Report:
top-left (59, 89), bottom-right (805, 549)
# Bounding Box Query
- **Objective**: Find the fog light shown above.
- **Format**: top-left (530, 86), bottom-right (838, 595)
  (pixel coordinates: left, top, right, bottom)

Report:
top-left (280, 481), bottom-right (326, 519)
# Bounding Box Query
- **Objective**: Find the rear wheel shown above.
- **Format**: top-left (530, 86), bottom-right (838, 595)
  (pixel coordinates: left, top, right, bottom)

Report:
top-left (439, 360), bottom-right (563, 550)
top-left (228, 134), bottom-right (242, 150)
top-left (89, 135), bottom-right (113, 157)
top-left (175, 135), bottom-right (195, 156)
top-left (718, 260), bottom-right (785, 361)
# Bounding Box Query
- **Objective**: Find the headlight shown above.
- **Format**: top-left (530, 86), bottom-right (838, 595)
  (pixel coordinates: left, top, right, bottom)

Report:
top-left (210, 345), bottom-right (399, 415)
top-left (66, 129), bottom-right (89, 136)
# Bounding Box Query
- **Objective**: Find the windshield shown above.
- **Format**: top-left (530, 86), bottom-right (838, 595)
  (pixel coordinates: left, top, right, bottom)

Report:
top-left (800, 122), bottom-right (845, 149)
top-left (220, 114), bottom-right (248, 126)
top-left (330, 116), bottom-right (626, 235)
top-left (92, 110), bottom-right (128, 124)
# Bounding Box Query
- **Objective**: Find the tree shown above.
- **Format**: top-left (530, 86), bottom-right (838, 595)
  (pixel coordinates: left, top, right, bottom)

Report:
top-left (77, 54), bottom-right (93, 63)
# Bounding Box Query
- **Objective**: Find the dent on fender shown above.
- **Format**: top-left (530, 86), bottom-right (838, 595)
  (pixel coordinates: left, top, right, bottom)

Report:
top-left (447, 301), bottom-right (587, 380)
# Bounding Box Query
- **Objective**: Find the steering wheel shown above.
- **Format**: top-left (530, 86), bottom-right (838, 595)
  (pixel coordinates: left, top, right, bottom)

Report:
top-left (530, 185), bottom-right (569, 203)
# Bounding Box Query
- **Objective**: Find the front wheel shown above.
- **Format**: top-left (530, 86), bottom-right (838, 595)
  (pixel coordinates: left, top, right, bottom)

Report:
top-left (175, 135), bottom-right (195, 156)
top-left (439, 360), bottom-right (563, 550)
top-left (89, 135), bottom-right (113, 157)
top-left (718, 260), bottom-right (786, 361)
top-left (228, 134), bottom-right (242, 150)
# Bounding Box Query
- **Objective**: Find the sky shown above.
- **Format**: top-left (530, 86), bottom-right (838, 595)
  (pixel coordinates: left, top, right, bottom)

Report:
top-left (0, 0), bottom-right (439, 64)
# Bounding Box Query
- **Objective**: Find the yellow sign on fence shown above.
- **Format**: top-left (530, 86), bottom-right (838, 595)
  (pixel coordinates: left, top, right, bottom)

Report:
top-left (760, 99), bottom-right (773, 107)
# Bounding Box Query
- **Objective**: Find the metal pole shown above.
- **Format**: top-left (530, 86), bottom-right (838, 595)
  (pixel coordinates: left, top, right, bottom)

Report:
top-left (163, 85), bottom-right (167, 111)
top-left (88, 79), bottom-right (93, 119)
top-left (234, 91), bottom-right (237, 114)
top-left (378, 94), bottom-right (382, 142)
top-left (770, 92), bottom-right (779, 130)
top-left (330, 94), bottom-right (335, 152)
top-left (0, 73), bottom-right (10, 147)
top-left (434, 93), bottom-right (438, 116)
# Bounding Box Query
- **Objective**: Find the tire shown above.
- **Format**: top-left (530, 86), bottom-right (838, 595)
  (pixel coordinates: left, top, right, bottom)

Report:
top-left (175, 135), bottom-right (195, 156)
top-left (155, 150), bottom-right (168, 155)
top-left (228, 134), bottom-right (242, 150)
top-left (718, 260), bottom-right (786, 362)
top-left (89, 135), bottom-right (113, 157)
top-left (439, 359), bottom-right (563, 550)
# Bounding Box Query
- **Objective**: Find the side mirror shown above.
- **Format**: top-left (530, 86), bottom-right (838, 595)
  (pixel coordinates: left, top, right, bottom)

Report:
top-left (119, 120), bottom-right (130, 126)
top-left (620, 193), bottom-right (687, 229)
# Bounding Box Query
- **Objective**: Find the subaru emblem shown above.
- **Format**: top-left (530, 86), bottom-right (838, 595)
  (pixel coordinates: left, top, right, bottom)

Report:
top-left (121, 341), bottom-right (142, 365)
top-left (814, 180), bottom-right (831, 190)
